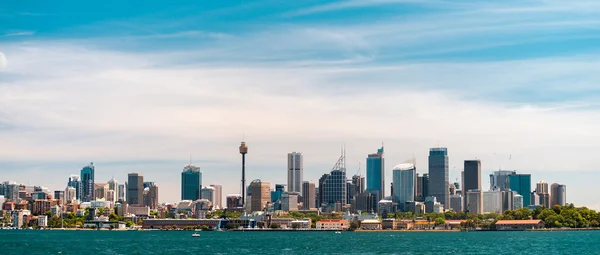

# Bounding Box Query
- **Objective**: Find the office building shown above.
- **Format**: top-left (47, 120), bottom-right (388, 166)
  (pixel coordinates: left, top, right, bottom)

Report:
top-left (201, 186), bottom-right (215, 203)
top-left (209, 184), bottom-right (223, 209)
top-left (466, 190), bottom-right (483, 215)
top-left (320, 152), bottom-right (347, 208)
top-left (281, 192), bottom-right (299, 212)
top-left (536, 181), bottom-right (550, 208)
top-left (250, 180), bottom-right (270, 212)
top-left (424, 196), bottom-right (442, 213)
top-left (366, 147), bottom-right (385, 202)
top-left (302, 181), bottom-right (316, 209)
top-left (143, 183), bottom-right (159, 209)
top-left (392, 163), bottom-right (416, 212)
top-left (65, 186), bottom-right (77, 204)
top-left (508, 173), bottom-right (531, 206)
top-left (416, 174), bottom-right (428, 202)
top-left (530, 191), bottom-right (540, 206)
top-left (80, 163), bottom-right (95, 202)
top-left (550, 183), bottom-right (566, 207)
top-left (428, 148), bottom-right (449, 209)
top-left (107, 177), bottom-right (118, 202)
top-left (352, 192), bottom-right (376, 214)
top-left (513, 194), bottom-right (523, 210)
top-left (483, 190), bottom-right (502, 214)
top-left (352, 174), bottom-right (365, 194)
top-left (450, 195), bottom-right (463, 212)
top-left (118, 184), bottom-right (126, 202)
top-left (226, 194), bottom-right (242, 209)
top-left (94, 183), bottom-right (109, 200)
top-left (490, 170), bottom-right (515, 191)
top-left (287, 152), bottom-right (303, 194)
top-left (127, 173), bottom-right (144, 206)
top-left (181, 164), bottom-right (202, 201)
top-left (463, 160), bottom-right (481, 209)
top-left (502, 190), bottom-right (516, 212)
top-left (67, 175), bottom-right (80, 200)
top-left (271, 184), bottom-right (285, 203)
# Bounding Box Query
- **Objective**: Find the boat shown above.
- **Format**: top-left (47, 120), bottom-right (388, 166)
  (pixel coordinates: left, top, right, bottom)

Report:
top-left (192, 233), bottom-right (201, 237)
top-left (335, 231), bottom-right (341, 234)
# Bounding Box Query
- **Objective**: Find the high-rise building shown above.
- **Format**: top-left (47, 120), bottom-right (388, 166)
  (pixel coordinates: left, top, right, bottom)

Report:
top-left (94, 183), bottom-right (109, 200)
top-left (366, 147), bottom-right (385, 202)
top-left (463, 160), bottom-right (481, 210)
top-left (490, 170), bottom-right (516, 191)
top-left (201, 186), bottom-right (215, 203)
top-left (513, 194), bottom-right (523, 210)
top-left (320, 152), bottom-right (347, 210)
top-left (107, 178), bottom-right (118, 202)
top-left (318, 174), bottom-right (329, 207)
top-left (209, 184), bottom-right (223, 209)
top-left (530, 191), bottom-right (540, 206)
top-left (302, 181), bottom-right (316, 209)
top-left (550, 183), bottom-right (566, 207)
top-left (508, 173), bottom-right (531, 206)
top-left (392, 163), bottom-right (416, 212)
top-left (450, 195), bottom-right (463, 212)
top-left (416, 174), bottom-right (429, 202)
top-left (143, 183), bottom-right (159, 209)
top-left (466, 190), bottom-right (483, 214)
top-left (181, 165), bottom-right (202, 201)
top-left (67, 175), bottom-right (81, 200)
top-left (483, 190), bottom-right (502, 214)
top-left (249, 180), bottom-right (270, 212)
top-left (226, 194), bottom-right (242, 209)
top-left (352, 192), bottom-right (377, 214)
top-left (65, 186), bottom-right (77, 204)
top-left (80, 163), bottom-right (95, 202)
top-left (239, 141), bottom-right (248, 209)
top-left (287, 152), bottom-right (303, 194)
top-left (428, 148), bottom-right (449, 209)
top-left (352, 174), bottom-right (365, 194)
top-left (536, 181), bottom-right (550, 208)
top-left (118, 184), bottom-right (126, 202)
top-left (281, 192), bottom-right (299, 212)
top-left (127, 173), bottom-right (144, 206)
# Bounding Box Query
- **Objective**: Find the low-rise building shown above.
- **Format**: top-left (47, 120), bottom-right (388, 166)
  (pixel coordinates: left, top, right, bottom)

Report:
top-left (316, 219), bottom-right (349, 230)
top-left (495, 220), bottom-right (544, 231)
top-left (360, 219), bottom-right (382, 230)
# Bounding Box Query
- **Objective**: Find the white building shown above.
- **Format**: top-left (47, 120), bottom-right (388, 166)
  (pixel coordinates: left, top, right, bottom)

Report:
top-left (209, 184), bottom-right (223, 209)
top-left (483, 191), bottom-right (502, 214)
top-left (38, 215), bottom-right (48, 227)
top-left (466, 190), bottom-right (483, 215)
top-left (513, 194), bottom-right (523, 210)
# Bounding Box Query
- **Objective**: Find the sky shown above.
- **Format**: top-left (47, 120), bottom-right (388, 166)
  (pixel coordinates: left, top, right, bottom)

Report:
top-left (1, 0), bottom-right (600, 209)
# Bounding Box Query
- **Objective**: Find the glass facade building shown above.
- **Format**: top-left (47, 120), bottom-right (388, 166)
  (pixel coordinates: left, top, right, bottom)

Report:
top-left (428, 148), bottom-right (449, 209)
top-left (80, 163), bottom-right (95, 202)
top-left (392, 163), bottom-right (416, 212)
top-left (508, 173), bottom-right (531, 206)
top-left (366, 147), bottom-right (384, 202)
top-left (181, 165), bottom-right (202, 201)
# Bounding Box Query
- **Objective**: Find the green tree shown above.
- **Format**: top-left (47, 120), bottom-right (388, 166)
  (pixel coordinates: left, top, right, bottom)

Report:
top-left (349, 221), bottom-right (358, 231)
top-left (434, 217), bottom-right (446, 226)
top-left (291, 223), bottom-right (300, 229)
top-left (270, 223), bottom-right (280, 229)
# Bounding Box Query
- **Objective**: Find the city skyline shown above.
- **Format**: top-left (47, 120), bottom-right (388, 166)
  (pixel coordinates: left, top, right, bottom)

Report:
top-left (2, 0), bottom-right (600, 210)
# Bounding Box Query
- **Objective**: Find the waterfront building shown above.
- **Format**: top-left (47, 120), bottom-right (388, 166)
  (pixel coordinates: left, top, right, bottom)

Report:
top-left (392, 163), bottom-right (416, 211)
top-left (495, 220), bottom-right (544, 231)
top-left (513, 194), bottom-right (523, 210)
top-left (316, 219), bottom-right (349, 230)
top-left (181, 165), bottom-right (202, 201)
top-left (201, 186), bottom-right (215, 204)
top-left (67, 175), bottom-right (81, 200)
top-left (209, 184), bottom-right (223, 209)
top-left (281, 192), bottom-right (299, 212)
top-left (287, 152), bottom-right (303, 194)
top-left (428, 148), bottom-right (449, 209)
top-left (250, 180), bottom-right (270, 212)
top-left (508, 173), bottom-right (531, 206)
top-left (80, 163), bottom-right (95, 202)
top-left (378, 196), bottom-right (396, 217)
top-left (226, 194), bottom-right (242, 209)
top-left (450, 195), bottom-right (463, 212)
top-left (550, 183), bottom-right (567, 207)
top-left (416, 174), bottom-right (428, 202)
top-left (302, 181), bottom-right (316, 209)
top-left (366, 147), bottom-right (385, 203)
top-left (405, 201), bottom-right (426, 214)
top-left (483, 190), bottom-right (502, 214)
top-left (490, 170), bottom-right (515, 191)
top-left (466, 190), bottom-right (483, 215)
top-left (127, 173), bottom-right (144, 206)
top-left (536, 181), bottom-right (550, 208)
top-left (463, 160), bottom-right (481, 209)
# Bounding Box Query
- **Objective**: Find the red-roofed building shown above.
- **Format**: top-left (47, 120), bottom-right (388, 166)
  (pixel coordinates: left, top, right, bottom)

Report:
top-left (495, 220), bottom-right (544, 231)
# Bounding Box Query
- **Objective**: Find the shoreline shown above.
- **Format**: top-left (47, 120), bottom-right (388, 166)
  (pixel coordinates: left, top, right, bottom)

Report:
top-left (4, 227), bottom-right (600, 232)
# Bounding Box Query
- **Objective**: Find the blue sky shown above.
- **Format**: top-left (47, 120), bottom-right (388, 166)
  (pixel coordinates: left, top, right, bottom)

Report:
top-left (1, 0), bottom-right (600, 208)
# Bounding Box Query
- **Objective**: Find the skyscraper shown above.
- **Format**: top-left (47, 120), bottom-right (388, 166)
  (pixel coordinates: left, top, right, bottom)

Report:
top-left (392, 163), bottom-right (416, 212)
top-left (181, 165), bottom-right (202, 201)
top-left (463, 160), bottom-right (481, 209)
top-left (508, 173), bottom-right (531, 206)
top-left (320, 152), bottom-right (347, 209)
top-left (550, 183), bottom-right (566, 207)
top-left (302, 181), bottom-right (316, 209)
top-left (536, 181), bottom-right (550, 208)
top-left (466, 190), bottom-right (483, 214)
top-left (428, 148), bottom-right (449, 209)
top-left (107, 177), bottom-right (118, 203)
top-left (209, 184), bottom-right (223, 209)
top-left (201, 186), bottom-right (215, 204)
top-left (67, 175), bottom-right (81, 200)
top-left (127, 173), bottom-right (143, 206)
top-left (143, 183), bottom-right (159, 209)
top-left (239, 141), bottom-right (248, 209)
top-left (117, 184), bottom-right (126, 202)
top-left (287, 152), bottom-right (303, 194)
top-left (80, 163), bottom-right (95, 202)
top-left (250, 180), bottom-right (270, 212)
top-left (416, 174), bottom-right (429, 202)
top-left (366, 147), bottom-right (385, 202)
top-left (351, 174), bottom-right (365, 194)
top-left (490, 170), bottom-right (515, 191)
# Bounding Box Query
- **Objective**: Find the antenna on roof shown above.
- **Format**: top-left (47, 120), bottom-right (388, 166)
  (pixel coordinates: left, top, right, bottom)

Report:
top-left (189, 153), bottom-right (192, 166)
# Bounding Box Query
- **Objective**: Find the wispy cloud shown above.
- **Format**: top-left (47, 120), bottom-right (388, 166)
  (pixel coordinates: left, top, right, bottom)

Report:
top-left (3, 31), bottom-right (35, 37)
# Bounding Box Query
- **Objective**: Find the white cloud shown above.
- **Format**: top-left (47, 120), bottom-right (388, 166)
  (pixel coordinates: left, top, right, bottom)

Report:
top-left (0, 52), bottom-right (6, 68)
top-left (3, 31), bottom-right (35, 37)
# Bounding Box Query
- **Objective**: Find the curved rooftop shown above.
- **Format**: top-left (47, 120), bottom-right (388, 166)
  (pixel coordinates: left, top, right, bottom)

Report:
top-left (393, 163), bottom-right (415, 171)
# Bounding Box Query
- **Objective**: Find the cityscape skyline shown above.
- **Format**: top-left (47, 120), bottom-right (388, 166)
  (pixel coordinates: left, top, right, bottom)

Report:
top-left (0, 142), bottom-right (583, 209)
top-left (3, 0), bottom-right (600, 210)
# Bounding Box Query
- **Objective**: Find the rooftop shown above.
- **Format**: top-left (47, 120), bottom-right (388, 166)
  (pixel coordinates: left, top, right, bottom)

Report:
top-left (393, 163), bottom-right (415, 171)
top-left (495, 220), bottom-right (542, 225)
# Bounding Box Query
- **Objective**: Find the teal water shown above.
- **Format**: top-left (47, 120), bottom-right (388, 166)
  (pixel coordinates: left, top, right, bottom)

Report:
top-left (1, 230), bottom-right (598, 254)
